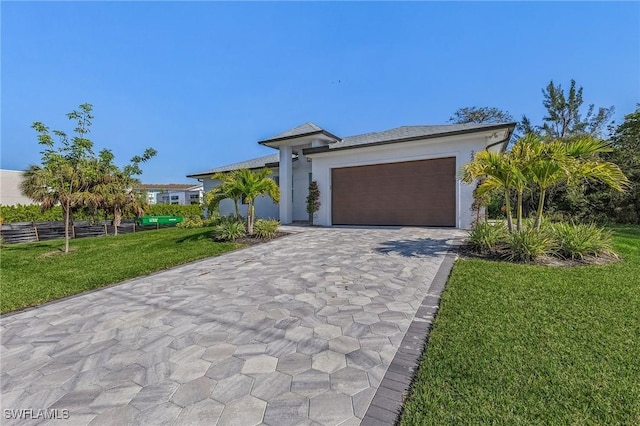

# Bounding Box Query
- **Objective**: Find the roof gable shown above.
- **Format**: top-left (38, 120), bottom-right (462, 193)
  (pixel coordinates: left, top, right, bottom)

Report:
top-left (258, 122), bottom-right (340, 145)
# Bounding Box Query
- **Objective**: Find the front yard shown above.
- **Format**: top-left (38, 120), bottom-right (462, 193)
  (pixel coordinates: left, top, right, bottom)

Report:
top-left (401, 225), bottom-right (640, 425)
top-left (0, 227), bottom-right (240, 314)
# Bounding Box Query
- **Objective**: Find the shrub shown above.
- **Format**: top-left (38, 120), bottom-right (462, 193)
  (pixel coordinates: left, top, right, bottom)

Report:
top-left (507, 228), bottom-right (555, 262)
top-left (253, 219), bottom-right (280, 239)
top-left (176, 217), bottom-right (204, 229)
top-left (145, 204), bottom-right (204, 220)
top-left (217, 214), bottom-right (243, 225)
top-left (467, 221), bottom-right (508, 253)
top-left (212, 221), bottom-right (246, 242)
top-left (552, 222), bottom-right (615, 260)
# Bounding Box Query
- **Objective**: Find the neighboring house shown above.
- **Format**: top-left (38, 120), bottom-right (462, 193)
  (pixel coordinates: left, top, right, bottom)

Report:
top-left (0, 169), bottom-right (37, 206)
top-left (134, 183), bottom-right (203, 205)
top-left (187, 122), bottom-right (515, 228)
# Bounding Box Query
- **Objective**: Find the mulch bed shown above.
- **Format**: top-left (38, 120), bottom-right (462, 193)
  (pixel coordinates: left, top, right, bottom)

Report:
top-left (458, 244), bottom-right (621, 267)
top-left (215, 231), bottom-right (291, 246)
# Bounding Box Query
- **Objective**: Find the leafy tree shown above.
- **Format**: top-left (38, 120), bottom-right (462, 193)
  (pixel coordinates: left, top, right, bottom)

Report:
top-left (527, 79), bottom-right (615, 139)
top-left (21, 104), bottom-right (97, 253)
top-left (449, 106), bottom-right (514, 124)
top-left (21, 103), bottom-right (157, 247)
top-left (587, 105), bottom-right (640, 223)
top-left (609, 105), bottom-right (640, 222)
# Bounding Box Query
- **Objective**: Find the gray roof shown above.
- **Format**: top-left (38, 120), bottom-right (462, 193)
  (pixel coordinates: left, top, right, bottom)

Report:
top-left (259, 122), bottom-right (340, 144)
top-left (333, 122), bottom-right (514, 150)
top-left (187, 154), bottom-right (281, 177)
top-left (187, 122), bottom-right (516, 179)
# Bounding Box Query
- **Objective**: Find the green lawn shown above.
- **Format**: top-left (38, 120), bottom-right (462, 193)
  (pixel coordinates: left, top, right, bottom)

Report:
top-left (401, 225), bottom-right (640, 425)
top-left (0, 227), bottom-right (240, 314)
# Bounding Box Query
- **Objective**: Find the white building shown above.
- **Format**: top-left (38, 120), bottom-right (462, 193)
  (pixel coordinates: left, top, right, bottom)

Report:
top-left (0, 169), bottom-right (37, 206)
top-left (188, 122), bottom-right (515, 229)
top-left (135, 184), bottom-right (203, 206)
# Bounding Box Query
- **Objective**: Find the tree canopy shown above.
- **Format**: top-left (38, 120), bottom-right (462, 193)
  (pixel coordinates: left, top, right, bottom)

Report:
top-left (449, 106), bottom-right (514, 124)
top-left (21, 103), bottom-right (157, 250)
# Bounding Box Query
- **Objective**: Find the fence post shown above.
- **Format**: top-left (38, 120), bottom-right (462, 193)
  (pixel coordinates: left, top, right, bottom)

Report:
top-left (72, 224), bottom-right (76, 239)
top-left (33, 226), bottom-right (39, 242)
top-left (104, 223), bottom-right (108, 236)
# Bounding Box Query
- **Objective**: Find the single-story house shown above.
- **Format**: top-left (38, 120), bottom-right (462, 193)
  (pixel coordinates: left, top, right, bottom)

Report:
top-left (187, 122), bottom-right (516, 229)
top-left (134, 183), bottom-right (204, 205)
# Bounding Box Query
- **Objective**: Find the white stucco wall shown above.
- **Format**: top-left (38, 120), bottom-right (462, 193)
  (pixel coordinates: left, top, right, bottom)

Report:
top-left (292, 154), bottom-right (312, 221)
top-left (201, 174), bottom-right (280, 220)
top-left (307, 133), bottom-right (497, 229)
top-left (0, 170), bottom-right (37, 206)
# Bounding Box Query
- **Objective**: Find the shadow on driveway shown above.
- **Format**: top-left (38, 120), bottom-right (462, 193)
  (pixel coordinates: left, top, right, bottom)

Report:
top-left (375, 237), bottom-right (454, 258)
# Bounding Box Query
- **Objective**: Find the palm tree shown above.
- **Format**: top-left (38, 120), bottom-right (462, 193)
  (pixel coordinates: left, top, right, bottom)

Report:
top-left (85, 151), bottom-right (149, 235)
top-left (527, 136), bottom-right (629, 228)
top-left (461, 150), bottom-right (520, 233)
top-left (206, 171), bottom-right (244, 220)
top-left (20, 159), bottom-right (90, 253)
top-left (208, 168), bottom-right (280, 234)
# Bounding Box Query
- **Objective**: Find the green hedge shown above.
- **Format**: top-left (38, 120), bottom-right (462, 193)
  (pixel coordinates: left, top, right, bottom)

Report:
top-left (0, 204), bottom-right (204, 224)
top-left (145, 204), bottom-right (204, 219)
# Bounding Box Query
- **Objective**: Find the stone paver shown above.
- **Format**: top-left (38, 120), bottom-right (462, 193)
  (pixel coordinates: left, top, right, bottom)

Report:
top-left (0, 226), bottom-right (462, 424)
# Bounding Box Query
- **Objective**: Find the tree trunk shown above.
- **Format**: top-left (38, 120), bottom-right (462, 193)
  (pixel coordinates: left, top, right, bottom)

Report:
top-left (516, 190), bottom-right (523, 232)
top-left (64, 198), bottom-right (71, 253)
top-left (233, 198), bottom-right (240, 220)
top-left (504, 189), bottom-right (513, 234)
top-left (113, 207), bottom-right (122, 236)
top-left (247, 201), bottom-right (254, 235)
top-left (534, 189), bottom-right (546, 229)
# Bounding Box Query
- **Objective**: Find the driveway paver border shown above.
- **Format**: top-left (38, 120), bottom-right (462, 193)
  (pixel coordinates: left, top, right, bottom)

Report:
top-left (361, 242), bottom-right (460, 425)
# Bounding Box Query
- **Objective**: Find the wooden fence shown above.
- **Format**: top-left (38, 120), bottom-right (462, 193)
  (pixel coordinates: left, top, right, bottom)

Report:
top-left (0, 219), bottom-right (174, 244)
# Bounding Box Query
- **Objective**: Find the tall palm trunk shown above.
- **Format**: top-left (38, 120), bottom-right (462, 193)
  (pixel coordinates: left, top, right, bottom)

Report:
top-left (233, 198), bottom-right (240, 220)
top-left (534, 189), bottom-right (546, 229)
top-left (247, 201), bottom-right (254, 234)
top-left (516, 190), bottom-right (523, 232)
top-left (504, 189), bottom-right (514, 234)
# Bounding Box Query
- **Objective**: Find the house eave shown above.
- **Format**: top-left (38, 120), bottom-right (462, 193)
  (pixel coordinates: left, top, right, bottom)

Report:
top-left (258, 130), bottom-right (341, 147)
top-left (302, 122), bottom-right (518, 156)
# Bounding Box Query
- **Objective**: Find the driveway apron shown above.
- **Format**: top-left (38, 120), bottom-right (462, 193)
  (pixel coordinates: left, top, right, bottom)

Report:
top-left (0, 226), bottom-right (463, 425)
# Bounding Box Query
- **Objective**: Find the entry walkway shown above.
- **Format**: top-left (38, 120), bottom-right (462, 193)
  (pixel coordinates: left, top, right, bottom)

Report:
top-left (0, 226), bottom-right (463, 425)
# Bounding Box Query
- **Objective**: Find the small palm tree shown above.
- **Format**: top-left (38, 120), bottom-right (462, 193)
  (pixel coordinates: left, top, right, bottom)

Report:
top-left (526, 136), bottom-right (629, 228)
top-left (233, 168), bottom-right (280, 235)
top-left (207, 168), bottom-right (280, 235)
top-left (206, 171), bottom-right (244, 220)
top-left (461, 150), bottom-right (520, 233)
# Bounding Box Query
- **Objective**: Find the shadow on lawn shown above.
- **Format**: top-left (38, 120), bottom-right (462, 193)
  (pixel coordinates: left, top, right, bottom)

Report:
top-left (175, 229), bottom-right (215, 243)
top-left (375, 237), bottom-right (454, 258)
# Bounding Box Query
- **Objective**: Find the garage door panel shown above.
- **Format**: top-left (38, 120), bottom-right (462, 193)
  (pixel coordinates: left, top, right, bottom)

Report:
top-left (331, 157), bottom-right (455, 226)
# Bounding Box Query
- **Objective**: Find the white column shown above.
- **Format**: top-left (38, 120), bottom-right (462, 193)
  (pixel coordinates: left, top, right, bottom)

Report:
top-left (279, 145), bottom-right (293, 224)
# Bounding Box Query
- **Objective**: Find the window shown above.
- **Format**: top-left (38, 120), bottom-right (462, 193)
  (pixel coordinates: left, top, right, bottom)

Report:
top-left (190, 194), bottom-right (200, 200)
top-left (170, 195), bottom-right (179, 201)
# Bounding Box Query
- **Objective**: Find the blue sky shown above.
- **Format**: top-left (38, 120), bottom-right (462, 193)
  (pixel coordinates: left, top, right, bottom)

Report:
top-left (2, 1), bottom-right (638, 184)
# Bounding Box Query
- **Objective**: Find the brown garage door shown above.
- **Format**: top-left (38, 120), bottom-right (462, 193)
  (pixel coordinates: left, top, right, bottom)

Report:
top-left (331, 157), bottom-right (456, 226)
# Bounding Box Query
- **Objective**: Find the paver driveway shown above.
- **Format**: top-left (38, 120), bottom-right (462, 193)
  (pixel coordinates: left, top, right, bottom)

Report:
top-left (0, 226), bottom-right (463, 425)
